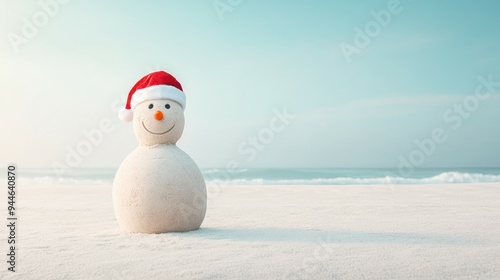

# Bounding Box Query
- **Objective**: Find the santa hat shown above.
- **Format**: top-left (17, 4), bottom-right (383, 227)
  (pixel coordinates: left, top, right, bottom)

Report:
top-left (119, 71), bottom-right (186, 122)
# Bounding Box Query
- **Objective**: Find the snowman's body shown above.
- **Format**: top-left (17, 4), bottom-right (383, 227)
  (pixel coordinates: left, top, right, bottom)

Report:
top-left (113, 74), bottom-right (207, 234)
top-left (113, 145), bottom-right (206, 233)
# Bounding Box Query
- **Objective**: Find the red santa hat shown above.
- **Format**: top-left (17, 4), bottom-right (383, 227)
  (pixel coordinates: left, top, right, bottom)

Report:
top-left (119, 71), bottom-right (186, 122)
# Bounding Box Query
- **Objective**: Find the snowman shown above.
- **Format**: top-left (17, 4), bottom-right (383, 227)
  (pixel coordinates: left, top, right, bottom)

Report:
top-left (113, 71), bottom-right (207, 233)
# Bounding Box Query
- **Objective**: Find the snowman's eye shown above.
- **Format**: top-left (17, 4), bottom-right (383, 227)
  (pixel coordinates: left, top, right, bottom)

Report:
top-left (148, 104), bottom-right (153, 109)
top-left (165, 104), bottom-right (170, 109)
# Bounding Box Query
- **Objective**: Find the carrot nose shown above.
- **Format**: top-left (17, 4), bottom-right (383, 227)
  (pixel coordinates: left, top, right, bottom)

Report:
top-left (154, 110), bottom-right (163, 121)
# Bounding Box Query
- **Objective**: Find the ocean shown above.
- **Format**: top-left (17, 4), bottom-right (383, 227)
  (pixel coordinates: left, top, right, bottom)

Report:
top-left (16, 167), bottom-right (500, 186)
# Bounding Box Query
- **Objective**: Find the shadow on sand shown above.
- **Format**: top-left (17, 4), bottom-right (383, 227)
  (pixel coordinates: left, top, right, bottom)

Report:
top-left (174, 227), bottom-right (472, 245)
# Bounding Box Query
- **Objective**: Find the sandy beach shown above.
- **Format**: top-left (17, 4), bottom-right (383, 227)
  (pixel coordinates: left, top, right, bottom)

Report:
top-left (2, 183), bottom-right (499, 279)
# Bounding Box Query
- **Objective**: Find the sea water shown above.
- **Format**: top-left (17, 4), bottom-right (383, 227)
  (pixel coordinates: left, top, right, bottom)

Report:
top-left (17, 167), bottom-right (500, 186)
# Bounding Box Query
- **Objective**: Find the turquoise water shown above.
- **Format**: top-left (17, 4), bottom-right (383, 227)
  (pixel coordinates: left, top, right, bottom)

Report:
top-left (16, 167), bottom-right (500, 185)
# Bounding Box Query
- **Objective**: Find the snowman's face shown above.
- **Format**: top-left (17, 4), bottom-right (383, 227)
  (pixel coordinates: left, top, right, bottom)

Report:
top-left (133, 99), bottom-right (185, 146)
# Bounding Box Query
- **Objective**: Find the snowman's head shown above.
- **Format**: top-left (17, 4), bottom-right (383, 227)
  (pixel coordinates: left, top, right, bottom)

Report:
top-left (132, 99), bottom-right (185, 146)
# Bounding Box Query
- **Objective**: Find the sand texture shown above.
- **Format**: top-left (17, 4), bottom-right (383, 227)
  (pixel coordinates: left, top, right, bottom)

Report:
top-left (2, 183), bottom-right (500, 279)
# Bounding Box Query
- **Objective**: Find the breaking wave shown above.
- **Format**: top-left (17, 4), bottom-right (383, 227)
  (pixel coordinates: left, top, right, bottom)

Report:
top-left (205, 172), bottom-right (500, 185)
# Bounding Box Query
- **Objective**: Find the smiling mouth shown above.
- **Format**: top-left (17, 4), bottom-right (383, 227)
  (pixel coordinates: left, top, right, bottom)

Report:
top-left (142, 122), bottom-right (175, 135)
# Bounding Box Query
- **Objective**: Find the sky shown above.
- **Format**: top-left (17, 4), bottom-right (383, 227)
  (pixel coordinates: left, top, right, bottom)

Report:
top-left (1, 0), bottom-right (499, 169)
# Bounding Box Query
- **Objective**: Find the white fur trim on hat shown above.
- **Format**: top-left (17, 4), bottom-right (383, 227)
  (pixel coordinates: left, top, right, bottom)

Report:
top-left (131, 85), bottom-right (186, 110)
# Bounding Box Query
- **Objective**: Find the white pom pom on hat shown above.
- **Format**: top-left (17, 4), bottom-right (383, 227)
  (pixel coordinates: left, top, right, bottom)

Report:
top-left (119, 71), bottom-right (186, 122)
top-left (118, 108), bottom-right (134, 122)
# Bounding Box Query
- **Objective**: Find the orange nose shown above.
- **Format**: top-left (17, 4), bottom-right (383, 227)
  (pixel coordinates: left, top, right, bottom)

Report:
top-left (154, 110), bottom-right (163, 121)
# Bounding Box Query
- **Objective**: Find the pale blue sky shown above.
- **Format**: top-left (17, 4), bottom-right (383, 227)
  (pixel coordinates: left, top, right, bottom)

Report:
top-left (1, 0), bottom-right (499, 169)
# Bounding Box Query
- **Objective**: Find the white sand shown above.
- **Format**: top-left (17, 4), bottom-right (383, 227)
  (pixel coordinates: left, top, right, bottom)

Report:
top-left (2, 183), bottom-right (500, 279)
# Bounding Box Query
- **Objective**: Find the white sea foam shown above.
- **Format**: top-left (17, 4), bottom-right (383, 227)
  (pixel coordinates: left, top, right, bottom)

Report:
top-left (205, 172), bottom-right (500, 185)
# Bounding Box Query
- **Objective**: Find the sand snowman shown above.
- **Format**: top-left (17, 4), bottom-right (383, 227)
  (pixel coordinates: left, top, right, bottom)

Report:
top-left (113, 71), bottom-right (206, 233)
